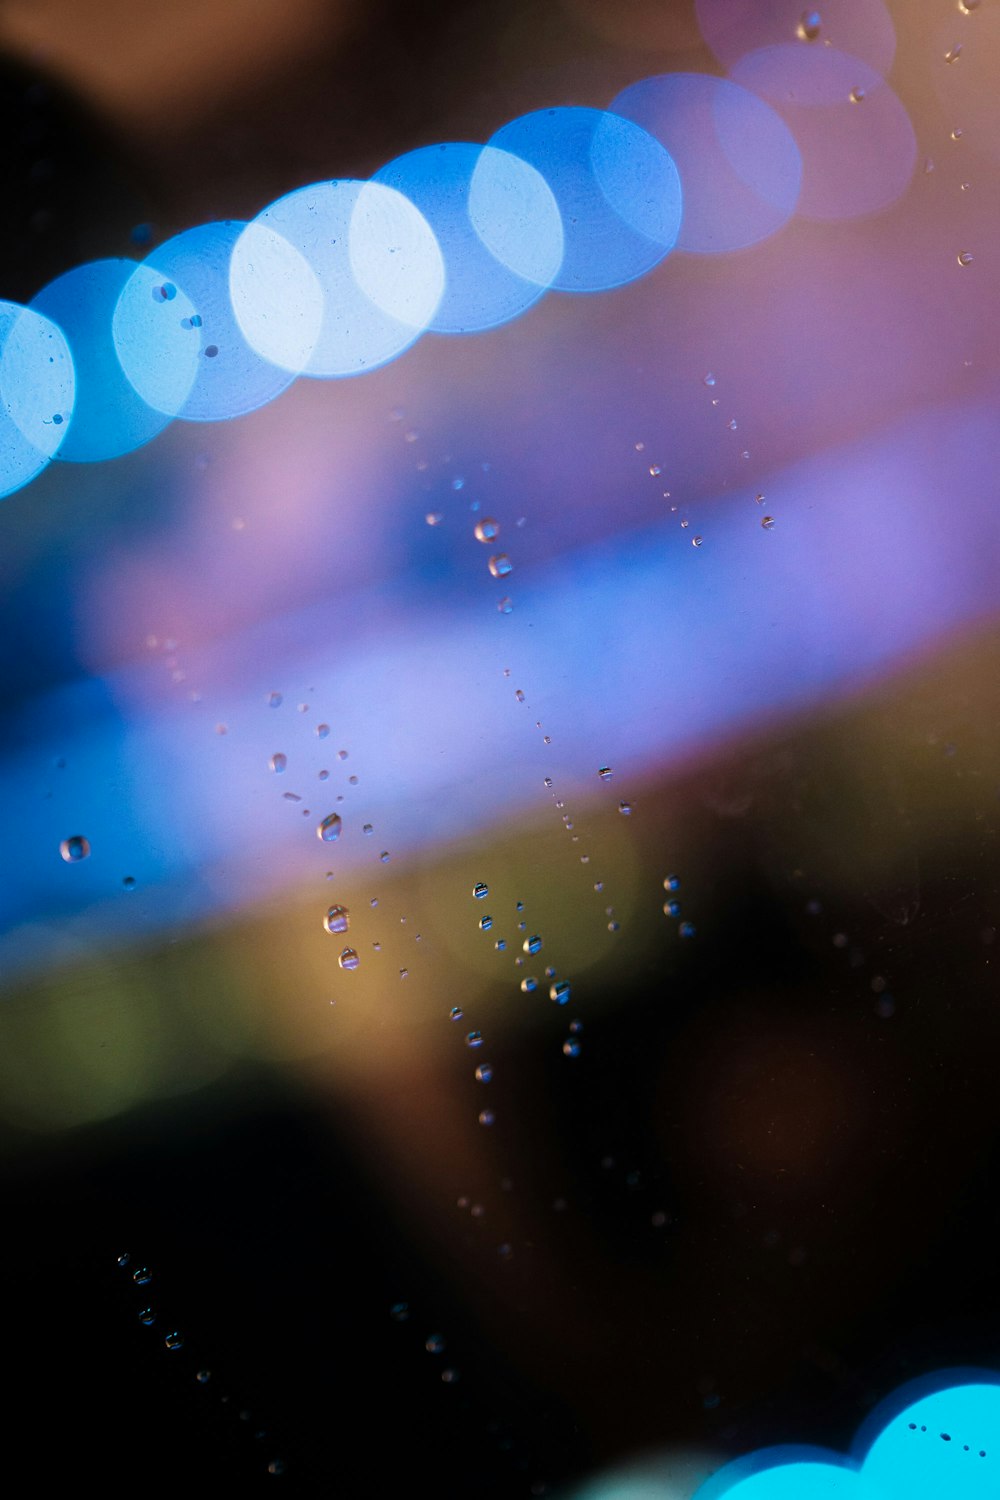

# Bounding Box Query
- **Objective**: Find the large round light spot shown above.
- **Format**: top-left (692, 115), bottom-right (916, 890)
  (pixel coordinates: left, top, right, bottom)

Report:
top-left (234, 180), bottom-right (443, 378)
top-left (372, 142), bottom-right (562, 333)
top-left (130, 222), bottom-right (296, 421)
top-left (612, 73), bottom-right (802, 253)
top-left (0, 301), bottom-right (74, 498)
top-left (730, 47), bottom-right (916, 221)
top-left (30, 260), bottom-right (176, 462)
top-left (488, 106), bottom-right (682, 292)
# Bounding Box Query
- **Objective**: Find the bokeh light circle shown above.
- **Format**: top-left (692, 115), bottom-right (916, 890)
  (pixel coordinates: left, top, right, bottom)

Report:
top-left (0, 301), bottom-right (74, 498)
top-left (612, 73), bottom-right (802, 253)
top-left (730, 47), bottom-right (917, 221)
top-left (487, 106), bottom-right (682, 292)
top-left (372, 142), bottom-right (563, 333)
top-left (30, 260), bottom-right (176, 462)
top-left (234, 180), bottom-right (443, 378)
top-left (131, 222), bottom-right (296, 421)
top-left (695, 0), bottom-right (896, 77)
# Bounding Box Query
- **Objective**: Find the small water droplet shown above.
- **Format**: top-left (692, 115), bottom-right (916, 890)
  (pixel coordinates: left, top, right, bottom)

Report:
top-left (282, 792), bottom-right (301, 802)
top-left (796, 10), bottom-right (821, 41)
top-left (597, 766), bottom-right (613, 783)
top-left (474, 517), bottom-right (500, 543)
top-left (379, 850), bottom-right (390, 863)
top-left (425, 512), bottom-right (443, 527)
top-left (703, 372), bottom-right (716, 386)
top-left (497, 596), bottom-right (514, 614)
top-left (951, 126), bottom-right (963, 140)
top-left (550, 981), bottom-right (571, 1005)
top-left (317, 813), bottom-right (342, 842)
top-left (59, 835), bottom-right (90, 862)
top-left (959, 0), bottom-right (980, 12)
top-left (324, 905), bottom-right (349, 934)
top-left (478, 1109), bottom-right (496, 1126)
top-left (957, 250), bottom-right (974, 266)
top-left (515, 689), bottom-right (526, 704)
top-left (475, 1063), bottom-right (493, 1083)
top-left (267, 691), bottom-right (282, 707)
top-left (338, 947), bottom-right (359, 971)
top-left (267, 1459), bottom-right (286, 1476)
top-left (441, 1368), bottom-right (460, 1382)
top-left (117, 1252), bottom-right (131, 1268)
top-left (425, 1334), bottom-right (445, 1353)
top-left (648, 464), bottom-right (662, 476)
top-left (269, 752), bottom-right (287, 773)
top-left (450, 1006), bottom-right (464, 1021)
top-left (316, 723), bottom-right (330, 739)
top-left (488, 554), bottom-right (512, 578)
top-left (945, 43), bottom-right (962, 62)
top-left (849, 85), bottom-right (865, 103)
top-left (133, 1267), bottom-right (152, 1286)
top-left (618, 800), bottom-right (631, 815)
top-left (473, 882), bottom-right (489, 900)
top-left (664, 899), bottom-right (681, 917)
top-left (679, 921), bottom-right (696, 938)
top-left (663, 874), bottom-right (680, 892)
top-left (562, 1039), bottom-right (581, 1058)
top-left (466, 1030), bottom-right (484, 1048)
top-left (761, 515), bottom-right (776, 530)
top-left (196, 1369), bottom-right (211, 1384)
top-left (727, 417), bottom-right (738, 431)
top-left (692, 535), bottom-right (703, 547)
top-left (523, 934), bottom-right (542, 955)
top-left (138, 1307), bottom-right (156, 1325)
top-left (521, 976), bottom-right (538, 993)
top-left (164, 1331), bottom-right (184, 1351)
top-left (479, 914), bottom-right (493, 932)
top-left (390, 1302), bottom-right (410, 1321)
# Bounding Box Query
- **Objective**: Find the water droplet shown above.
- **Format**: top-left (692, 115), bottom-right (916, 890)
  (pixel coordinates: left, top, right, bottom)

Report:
top-left (269, 752), bottom-right (287, 773)
top-left (488, 554), bottom-right (512, 578)
top-left (478, 1109), bottom-right (496, 1126)
top-left (338, 947), bottom-right (359, 971)
top-left (703, 372), bottom-right (716, 386)
top-left (324, 905), bottom-right (350, 934)
top-left (399, 967), bottom-right (409, 980)
top-left (479, 914), bottom-right (493, 932)
top-left (648, 464), bottom-right (662, 477)
top-left (59, 835), bottom-right (90, 862)
top-left (951, 127), bottom-right (964, 140)
top-left (475, 1063), bottom-right (493, 1083)
top-left (282, 792), bottom-right (301, 802)
top-left (496, 936), bottom-right (508, 951)
top-left (473, 882), bottom-right (489, 900)
top-left (317, 813), bottom-right (342, 842)
top-left (618, 800), bottom-right (632, 815)
top-left (761, 515), bottom-right (776, 530)
top-left (958, 250), bottom-right (974, 266)
top-left (959, 0), bottom-right (980, 11)
top-left (196, 1369), bottom-right (211, 1384)
top-left (133, 1267), bottom-right (152, 1286)
top-left (543, 735), bottom-right (551, 745)
top-left (441, 1368), bottom-right (460, 1383)
top-left (663, 899), bottom-right (681, 917)
top-left (315, 724), bottom-right (330, 741)
top-left (267, 1459), bottom-right (286, 1476)
top-left (390, 1302), bottom-right (410, 1321)
top-left (164, 1331), bottom-right (184, 1351)
top-left (679, 921), bottom-right (696, 938)
top-left (379, 850), bottom-right (390, 863)
top-left (597, 766), bottom-right (613, 783)
top-left (474, 517), bottom-right (500, 543)
top-left (138, 1307), bottom-right (156, 1325)
top-left (563, 1039), bottom-right (581, 1058)
top-left (849, 85), bottom-right (865, 103)
top-left (692, 535), bottom-right (703, 547)
top-left (797, 10), bottom-right (821, 41)
top-left (117, 1252), bottom-right (131, 1267)
top-left (945, 44), bottom-right (963, 62)
top-left (466, 1030), bottom-right (484, 1048)
top-left (425, 512), bottom-right (443, 526)
top-left (727, 417), bottom-right (738, 431)
top-left (122, 875), bottom-right (136, 890)
top-left (497, 596), bottom-right (513, 614)
top-left (550, 981), bottom-right (571, 1005)
top-left (663, 874), bottom-right (680, 892)
top-left (450, 1006), bottom-right (464, 1021)
top-left (425, 1334), bottom-right (445, 1354)
top-left (521, 976), bottom-right (538, 993)
top-left (267, 691), bottom-right (282, 707)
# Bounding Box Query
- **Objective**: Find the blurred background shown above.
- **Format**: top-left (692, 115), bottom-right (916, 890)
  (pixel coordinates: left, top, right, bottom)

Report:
top-left (1, 0), bottom-right (999, 1493)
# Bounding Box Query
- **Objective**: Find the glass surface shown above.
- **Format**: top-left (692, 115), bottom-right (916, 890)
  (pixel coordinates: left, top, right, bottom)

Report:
top-left (0, 1), bottom-right (998, 1493)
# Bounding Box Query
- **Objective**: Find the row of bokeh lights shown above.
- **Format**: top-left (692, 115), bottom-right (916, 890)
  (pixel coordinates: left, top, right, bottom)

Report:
top-left (0, 29), bottom-right (918, 495)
